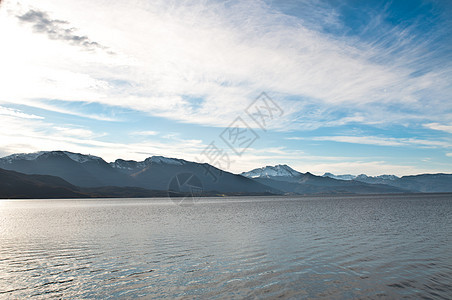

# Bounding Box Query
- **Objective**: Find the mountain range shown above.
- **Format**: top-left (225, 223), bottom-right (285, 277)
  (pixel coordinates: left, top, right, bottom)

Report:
top-left (0, 151), bottom-right (451, 198)
top-left (240, 165), bottom-right (410, 195)
top-left (323, 172), bottom-right (452, 193)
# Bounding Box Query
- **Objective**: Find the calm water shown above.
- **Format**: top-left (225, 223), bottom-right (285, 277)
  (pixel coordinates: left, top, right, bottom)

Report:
top-left (0, 194), bottom-right (451, 299)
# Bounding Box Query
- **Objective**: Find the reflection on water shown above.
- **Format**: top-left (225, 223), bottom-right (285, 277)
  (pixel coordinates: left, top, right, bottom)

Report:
top-left (0, 194), bottom-right (451, 299)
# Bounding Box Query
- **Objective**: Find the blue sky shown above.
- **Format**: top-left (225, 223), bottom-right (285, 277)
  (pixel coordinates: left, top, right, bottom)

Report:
top-left (0, 0), bottom-right (451, 175)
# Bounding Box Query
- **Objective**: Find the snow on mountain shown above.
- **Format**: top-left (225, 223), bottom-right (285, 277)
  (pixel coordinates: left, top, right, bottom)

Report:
top-left (110, 159), bottom-right (143, 170)
top-left (0, 151), bottom-right (103, 164)
top-left (323, 172), bottom-right (356, 180)
top-left (62, 151), bottom-right (103, 163)
top-left (147, 156), bottom-right (184, 165)
top-left (0, 151), bottom-right (47, 163)
top-left (323, 173), bottom-right (399, 181)
top-left (110, 156), bottom-right (184, 170)
top-left (376, 174), bottom-right (399, 180)
top-left (355, 174), bottom-right (399, 180)
top-left (241, 164), bottom-right (302, 178)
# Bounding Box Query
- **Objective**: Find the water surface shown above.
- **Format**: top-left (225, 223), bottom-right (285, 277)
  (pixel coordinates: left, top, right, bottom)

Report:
top-left (0, 194), bottom-right (451, 298)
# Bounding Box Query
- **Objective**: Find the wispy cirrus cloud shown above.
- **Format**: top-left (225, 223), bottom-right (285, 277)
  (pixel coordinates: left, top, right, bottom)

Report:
top-left (0, 106), bottom-right (43, 119)
top-left (2, 0), bottom-right (451, 130)
top-left (131, 131), bottom-right (159, 136)
top-left (52, 126), bottom-right (98, 138)
top-left (424, 123), bottom-right (452, 134)
top-left (289, 135), bottom-right (452, 148)
top-left (15, 99), bottom-right (120, 122)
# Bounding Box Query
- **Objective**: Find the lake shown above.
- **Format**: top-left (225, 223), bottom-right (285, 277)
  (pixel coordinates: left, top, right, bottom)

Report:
top-left (0, 194), bottom-right (451, 299)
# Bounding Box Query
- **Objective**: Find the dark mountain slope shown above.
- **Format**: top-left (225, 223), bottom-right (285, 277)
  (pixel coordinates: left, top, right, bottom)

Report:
top-left (0, 168), bottom-right (189, 199)
top-left (0, 168), bottom-right (85, 198)
top-left (387, 174), bottom-right (452, 193)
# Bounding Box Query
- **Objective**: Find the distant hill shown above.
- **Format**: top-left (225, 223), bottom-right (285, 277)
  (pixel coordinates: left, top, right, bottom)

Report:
top-left (242, 165), bottom-right (409, 194)
top-left (1, 151), bottom-right (451, 198)
top-left (323, 172), bottom-right (452, 193)
top-left (0, 167), bottom-right (86, 198)
top-left (374, 174), bottom-right (452, 193)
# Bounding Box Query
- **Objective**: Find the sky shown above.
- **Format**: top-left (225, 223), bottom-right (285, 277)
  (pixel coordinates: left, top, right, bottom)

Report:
top-left (0, 0), bottom-right (451, 176)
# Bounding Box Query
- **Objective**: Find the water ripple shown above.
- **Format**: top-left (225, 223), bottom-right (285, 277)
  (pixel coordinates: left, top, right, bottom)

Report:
top-left (0, 194), bottom-right (451, 299)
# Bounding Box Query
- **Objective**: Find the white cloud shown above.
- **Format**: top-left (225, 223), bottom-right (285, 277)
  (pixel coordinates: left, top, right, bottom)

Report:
top-left (16, 99), bottom-right (119, 122)
top-left (313, 136), bottom-right (405, 146)
top-left (1, 0), bottom-right (450, 129)
top-left (303, 135), bottom-right (452, 148)
top-left (52, 126), bottom-right (96, 138)
top-left (0, 106), bottom-right (43, 119)
top-left (131, 131), bottom-right (159, 136)
top-left (424, 123), bottom-right (452, 134)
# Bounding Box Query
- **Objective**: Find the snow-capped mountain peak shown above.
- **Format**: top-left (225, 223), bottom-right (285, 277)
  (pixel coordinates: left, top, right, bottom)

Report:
top-left (376, 174), bottom-right (399, 180)
top-left (110, 156), bottom-right (184, 170)
top-left (323, 173), bottom-right (399, 181)
top-left (0, 151), bottom-right (103, 164)
top-left (110, 159), bottom-right (142, 170)
top-left (241, 164), bottom-right (302, 178)
top-left (147, 156), bottom-right (184, 165)
top-left (323, 173), bottom-right (356, 180)
top-left (62, 151), bottom-right (103, 163)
